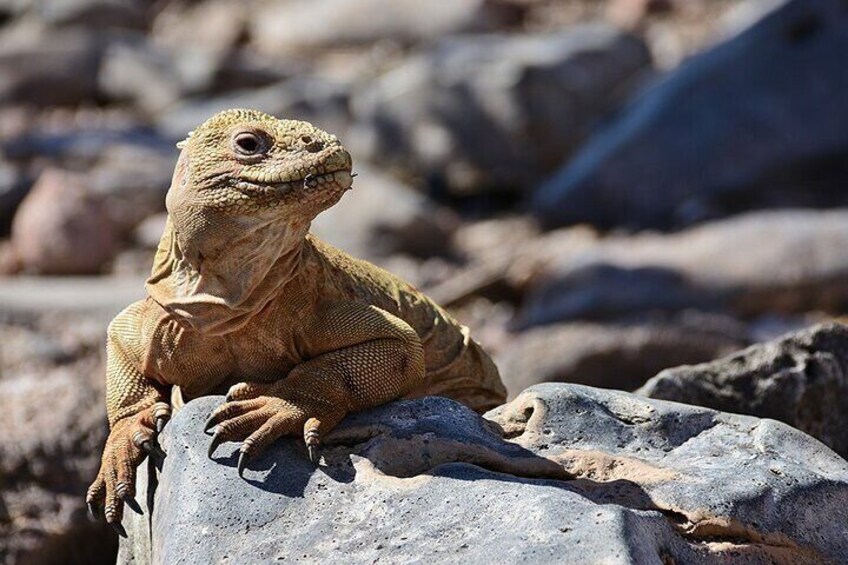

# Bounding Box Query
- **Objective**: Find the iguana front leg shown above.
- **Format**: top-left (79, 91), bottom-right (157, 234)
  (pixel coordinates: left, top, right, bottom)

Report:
top-left (205, 303), bottom-right (426, 475)
top-left (86, 307), bottom-right (171, 536)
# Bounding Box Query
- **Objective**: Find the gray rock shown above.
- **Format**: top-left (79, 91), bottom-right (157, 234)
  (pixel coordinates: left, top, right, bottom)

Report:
top-left (249, 0), bottom-right (509, 54)
top-left (155, 77), bottom-right (351, 142)
top-left (497, 314), bottom-right (749, 397)
top-left (311, 163), bottom-right (458, 260)
top-left (121, 385), bottom-right (848, 564)
top-left (532, 0), bottom-right (848, 229)
top-left (35, 0), bottom-right (147, 30)
top-left (350, 26), bottom-right (651, 198)
top-left (639, 322), bottom-right (848, 459)
top-left (0, 30), bottom-right (102, 107)
top-left (517, 210), bottom-right (848, 327)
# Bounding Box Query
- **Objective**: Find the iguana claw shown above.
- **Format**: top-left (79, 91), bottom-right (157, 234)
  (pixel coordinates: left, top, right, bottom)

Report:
top-left (110, 522), bottom-right (128, 538)
top-left (237, 451), bottom-right (249, 478)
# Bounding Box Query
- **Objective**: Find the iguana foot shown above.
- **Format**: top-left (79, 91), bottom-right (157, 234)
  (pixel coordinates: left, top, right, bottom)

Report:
top-left (205, 382), bottom-right (346, 476)
top-left (86, 402), bottom-right (171, 533)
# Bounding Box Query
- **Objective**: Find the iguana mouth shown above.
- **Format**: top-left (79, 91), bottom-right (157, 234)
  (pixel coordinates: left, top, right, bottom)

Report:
top-left (232, 167), bottom-right (354, 197)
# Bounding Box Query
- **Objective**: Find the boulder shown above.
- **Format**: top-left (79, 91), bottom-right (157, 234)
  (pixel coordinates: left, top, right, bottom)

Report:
top-left (497, 314), bottom-right (749, 397)
top-left (516, 210), bottom-right (848, 328)
top-left (311, 163), bottom-right (458, 260)
top-left (639, 322), bottom-right (848, 459)
top-left (0, 30), bottom-right (102, 107)
top-left (349, 26), bottom-right (651, 198)
top-left (120, 385), bottom-right (848, 564)
top-left (532, 0), bottom-right (848, 229)
top-left (10, 169), bottom-right (119, 275)
top-left (249, 0), bottom-right (510, 54)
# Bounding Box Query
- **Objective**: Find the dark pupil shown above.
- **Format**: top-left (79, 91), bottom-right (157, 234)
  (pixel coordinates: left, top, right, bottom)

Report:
top-left (237, 135), bottom-right (259, 153)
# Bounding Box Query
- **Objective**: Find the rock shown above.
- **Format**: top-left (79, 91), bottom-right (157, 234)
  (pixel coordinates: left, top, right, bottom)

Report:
top-left (86, 143), bottom-right (175, 234)
top-left (0, 30), bottom-right (102, 107)
top-left (639, 322), bottom-right (848, 459)
top-left (497, 314), bottom-right (750, 397)
top-left (249, 0), bottom-right (508, 54)
top-left (517, 210), bottom-right (848, 328)
top-left (532, 0), bottom-right (848, 229)
top-left (311, 163), bottom-right (458, 260)
top-left (10, 169), bottom-right (118, 275)
top-left (120, 386), bottom-right (848, 564)
top-left (349, 26), bottom-right (651, 198)
top-left (97, 35), bottom-right (183, 114)
top-left (155, 77), bottom-right (351, 142)
top-left (0, 161), bottom-right (31, 235)
top-left (35, 0), bottom-right (148, 30)
top-left (132, 213), bottom-right (167, 250)
top-left (0, 317), bottom-right (115, 564)
top-left (152, 0), bottom-right (247, 54)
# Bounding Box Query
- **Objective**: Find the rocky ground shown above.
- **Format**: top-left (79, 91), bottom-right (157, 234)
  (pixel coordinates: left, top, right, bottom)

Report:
top-left (2, 0), bottom-right (848, 563)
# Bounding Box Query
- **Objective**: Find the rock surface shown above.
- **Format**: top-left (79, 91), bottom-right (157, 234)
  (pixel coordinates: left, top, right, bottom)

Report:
top-left (640, 322), bottom-right (848, 459)
top-left (497, 315), bottom-right (749, 397)
top-left (532, 0), bottom-right (848, 229)
top-left (350, 26), bottom-right (651, 198)
top-left (0, 314), bottom-right (115, 564)
top-left (516, 210), bottom-right (848, 328)
top-left (120, 385), bottom-right (848, 564)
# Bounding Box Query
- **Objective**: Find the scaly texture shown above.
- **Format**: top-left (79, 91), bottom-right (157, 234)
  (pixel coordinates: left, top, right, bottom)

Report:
top-left (87, 109), bottom-right (506, 533)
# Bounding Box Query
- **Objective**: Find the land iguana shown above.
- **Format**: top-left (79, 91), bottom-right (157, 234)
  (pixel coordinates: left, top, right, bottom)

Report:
top-left (86, 109), bottom-right (507, 535)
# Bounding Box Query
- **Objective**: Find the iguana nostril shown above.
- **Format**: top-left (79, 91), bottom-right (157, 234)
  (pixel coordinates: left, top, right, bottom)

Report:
top-left (301, 135), bottom-right (323, 152)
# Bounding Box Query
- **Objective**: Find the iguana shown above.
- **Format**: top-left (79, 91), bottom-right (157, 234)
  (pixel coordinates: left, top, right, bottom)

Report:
top-left (86, 109), bottom-right (507, 535)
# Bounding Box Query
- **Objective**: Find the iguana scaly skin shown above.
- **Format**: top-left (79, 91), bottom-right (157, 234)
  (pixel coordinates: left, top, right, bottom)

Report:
top-left (86, 109), bottom-right (506, 534)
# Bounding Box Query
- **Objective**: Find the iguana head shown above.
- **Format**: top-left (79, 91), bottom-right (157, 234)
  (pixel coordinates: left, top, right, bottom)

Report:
top-left (169, 108), bottom-right (354, 218)
top-left (147, 109), bottom-right (354, 335)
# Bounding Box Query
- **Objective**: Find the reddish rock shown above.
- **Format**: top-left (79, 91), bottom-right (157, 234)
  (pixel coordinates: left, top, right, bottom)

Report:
top-left (11, 169), bottom-right (118, 275)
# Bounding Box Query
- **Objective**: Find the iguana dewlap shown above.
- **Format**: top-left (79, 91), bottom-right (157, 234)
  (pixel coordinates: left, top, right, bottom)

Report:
top-left (86, 109), bottom-right (506, 534)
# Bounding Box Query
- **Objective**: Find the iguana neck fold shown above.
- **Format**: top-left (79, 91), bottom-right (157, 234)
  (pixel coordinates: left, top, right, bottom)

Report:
top-left (146, 214), bottom-right (309, 336)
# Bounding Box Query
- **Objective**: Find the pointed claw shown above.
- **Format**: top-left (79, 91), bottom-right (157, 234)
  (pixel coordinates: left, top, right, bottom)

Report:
top-left (307, 444), bottom-right (319, 464)
top-left (141, 440), bottom-right (167, 461)
top-left (208, 432), bottom-right (222, 458)
top-left (237, 451), bottom-right (248, 478)
top-left (87, 501), bottom-right (101, 521)
top-left (204, 413), bottom-right (218, 433)
top-left (110, 521), bottom-right (127, 538)
top-left (122, 494), bottom-right (143, 516)
top-left (156, 417), bottom-right (167, 434)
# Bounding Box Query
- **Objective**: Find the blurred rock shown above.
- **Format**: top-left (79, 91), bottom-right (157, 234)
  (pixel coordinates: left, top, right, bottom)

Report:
top-left (639, 322), bottom-right (848, 459)
top-left (0, 30), bottom-right (102, 107)
top-left (35, 0), bottom-right (147, 30)
top-left (0, 161), bottom-right (31, 235)
top-left (98, 35), bottom-right (182, 114)
top-left (250, 0), bottom-right (509, 54)
top-left (155, 77), bottom-right (351, 142)
top-left (3, 120), bottom-right (172, 163)
top-left (311, 163), bottom-right (458, 260)
top-left (533, 0), bottom-right (848, 229)
top-left (132, 212), bottom-right (167, 249)
top-left (120, 387), bottom-right (848, 564)
top-left (497, 313), bottom-right (749, 397)
top-left (87, 143), bottom-right (174, 234)
top-left (152, 0), bottom-right (247, 54)
top-left (517, 210), bottom-right (848, 328)
top-left (10, 169), bottom-right (119, 275)
top-left (0, 320), bottom-right (115, 564)
top-left (351, 26), bottom-right (652, 199)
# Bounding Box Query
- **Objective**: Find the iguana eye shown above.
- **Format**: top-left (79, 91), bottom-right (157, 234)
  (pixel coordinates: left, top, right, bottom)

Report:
top-left (232, 131), bottom-right (267, 156)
